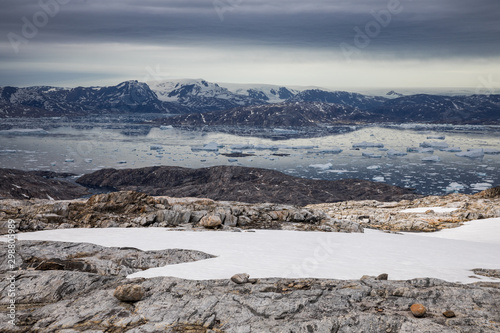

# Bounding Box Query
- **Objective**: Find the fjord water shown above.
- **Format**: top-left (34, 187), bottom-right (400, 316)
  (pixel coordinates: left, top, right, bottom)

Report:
top-left (1, 120), bottom-right (499, 196)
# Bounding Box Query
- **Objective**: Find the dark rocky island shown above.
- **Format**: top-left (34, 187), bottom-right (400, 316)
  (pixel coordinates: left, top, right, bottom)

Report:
top-left (76, 165), bottom-right (420, 205)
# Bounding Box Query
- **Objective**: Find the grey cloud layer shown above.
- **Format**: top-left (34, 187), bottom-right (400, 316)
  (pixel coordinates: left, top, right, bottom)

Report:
top-left (2, 0), bottom-right (499, 58)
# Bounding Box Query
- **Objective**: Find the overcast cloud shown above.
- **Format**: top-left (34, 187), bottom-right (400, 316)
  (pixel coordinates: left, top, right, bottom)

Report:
top-left (1, 0), bottom-right (499, 89)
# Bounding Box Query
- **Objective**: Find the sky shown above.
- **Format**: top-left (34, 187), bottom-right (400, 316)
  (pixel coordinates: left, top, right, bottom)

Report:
top-left (0, 0), bottom-right (499, 91)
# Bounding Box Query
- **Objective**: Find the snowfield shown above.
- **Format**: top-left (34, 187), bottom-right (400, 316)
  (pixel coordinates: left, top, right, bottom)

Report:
top-left (6, 217), bottom-right (500, 284)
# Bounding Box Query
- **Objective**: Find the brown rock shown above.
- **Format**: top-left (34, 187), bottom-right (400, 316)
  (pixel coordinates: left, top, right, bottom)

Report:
top-left (410, 303), bottom-right (427, 318)
top-left (199, 215), bottom-right (222, 228)
top-left (443, 310), bottom-right (456, 318)
top-left (113, 284), bottom-right (145, 302)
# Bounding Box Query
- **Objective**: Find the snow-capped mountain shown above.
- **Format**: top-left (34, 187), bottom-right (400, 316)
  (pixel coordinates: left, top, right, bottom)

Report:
top-left (0, 80), bottom-right (183, 117)
top-left (148, 79), bottom-right (298, 113)
top-left (1, 78), bottom-right (499, 124)
top-left (288, 89), bottom-right (387, 110)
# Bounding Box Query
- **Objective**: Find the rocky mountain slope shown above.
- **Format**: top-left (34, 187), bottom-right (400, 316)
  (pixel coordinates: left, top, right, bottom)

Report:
top-left (76, 166), bottom-right (420, 205)
top-left (0, 169), bottom-right (88, 200)
top-left (2, 79), bottom-right (499, 124)
top-left (158, 102), bottom-right (371, 127)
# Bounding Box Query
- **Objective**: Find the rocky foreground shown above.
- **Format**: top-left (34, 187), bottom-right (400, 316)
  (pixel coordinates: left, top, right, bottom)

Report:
top-left (1, 240), bottom-right (499, 332)
top-left (1, 187), bottom-right (499, 332)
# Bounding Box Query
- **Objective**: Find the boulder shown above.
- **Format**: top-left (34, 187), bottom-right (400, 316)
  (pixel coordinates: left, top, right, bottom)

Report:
top-left (113, 284), bottom-right (145, 302)
top-left (199, 215), bottom-right (222, 228)
top-left (230, 273), bottom-right (250, 284)
top-left (410, 303), bottom-right (427, 318)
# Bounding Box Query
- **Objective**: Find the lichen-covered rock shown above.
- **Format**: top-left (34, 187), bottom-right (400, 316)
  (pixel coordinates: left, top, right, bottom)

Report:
top-left (113, 284), bottom-right (145, 302)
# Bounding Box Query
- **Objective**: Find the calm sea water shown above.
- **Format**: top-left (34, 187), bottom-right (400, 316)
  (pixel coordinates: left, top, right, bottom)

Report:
top-left (1, 118), bottom-right (499, 196)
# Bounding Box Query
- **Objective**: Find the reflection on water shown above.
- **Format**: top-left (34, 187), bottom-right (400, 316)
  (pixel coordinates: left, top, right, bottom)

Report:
top-left (0, 121), bottom-right (499, 196)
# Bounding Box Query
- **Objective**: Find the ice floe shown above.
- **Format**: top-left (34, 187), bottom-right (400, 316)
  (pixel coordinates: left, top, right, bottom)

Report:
top-left (352, 141), bottom-right (384, 149)
top-left (420, 142), bottom-right (449, 149)
top-left (455, 149), bottom-right (484, 159)
top-left (309, 163), bottom-right (333, 170)
top-left (421, 155), bottom-right (440, 162)
top-left (362, 152), bottom-right (382, 158)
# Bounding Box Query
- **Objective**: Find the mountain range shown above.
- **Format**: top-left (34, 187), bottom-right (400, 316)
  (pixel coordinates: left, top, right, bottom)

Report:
top-left (1, 78), bottom-right (499, 124)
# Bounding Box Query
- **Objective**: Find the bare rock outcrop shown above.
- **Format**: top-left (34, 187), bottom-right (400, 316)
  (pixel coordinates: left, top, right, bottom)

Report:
top-left (1, 268), bottom-right (499, 332)
top-left (309, 191), bottom-right (500, 232)
top-left (0, 191), bottom-right (363, 234)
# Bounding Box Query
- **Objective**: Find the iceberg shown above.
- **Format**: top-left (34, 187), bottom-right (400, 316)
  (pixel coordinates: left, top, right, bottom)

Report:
top-left (407, 147), bottom-right (434, 153)
top-left (230, 144), bottom-right (254, 150)
top-left (455, 149), bottom-right (484, 159)
top-left (420, 142), bottom-right (449, 149)
top-left (386, 149), bottom-right (407, 157)
top-left (372, 176), bottom-right (385, 182)
top-left (317, 148), bottom-right (343, 154)
top-left (64, 159), bottom-right (75, 163)
top-left (426, 135), bottom-right (445, 140)
top-left (445, 182), bottom-right (466, 193)
top-left (159, 125), bottom-right (173, 130)
top-left (0, 150), bottom-right (17, 154)
top-left (362, 152), bottom-right (382, 158)
top-left (440, 147), bottom-right (462, 153)
top-left (484, 148), bottom-right (500, 155)
top-left (309, 163), bottom-right (333, 170)
top-left (470, 183), bottom-right (492, 191)
top-left (352, 141), bottom-right (384, 149)
top-left (150, 145), bottom-right (163, 150)
top-left (191, 142), bottom-right (221, 152)
top-left (421, 156), bottom-right (440, 162)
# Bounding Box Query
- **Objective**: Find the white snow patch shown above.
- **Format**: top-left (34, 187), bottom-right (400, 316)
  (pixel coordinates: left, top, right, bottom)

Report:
top-left (5, 225), bottom-right (500, 283)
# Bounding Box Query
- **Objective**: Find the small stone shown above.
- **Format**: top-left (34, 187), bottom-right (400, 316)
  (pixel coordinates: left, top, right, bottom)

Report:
top-left (443, 310), bottom-right (456, 318)
top-left (410, 303), bottom-right (427, 318)
top-left (376, 273), bottom-right (389, 280)
top-left (230, 273), bottom-right (250, 284)
top-left (113, 284), bottom-right (145, 302)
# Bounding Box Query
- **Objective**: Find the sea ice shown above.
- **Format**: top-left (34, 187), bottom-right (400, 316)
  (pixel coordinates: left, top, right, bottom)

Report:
top-left (373, 176), bottom-right (385, 182)
top-left (0, 150), bottom-right (17, 153)
top-left (362, 152), bottom-right (382, 158)
top-left (470, 183), bottom-right (492, 191)
top-left (367, 165), bottom-right (381, 170)
top-left (426, 135), bottom-right (445, 140)
top-left (386, 149), bottom-right (407, 157)
top-left (420, 142), bottom-right (449, 149)
top-left (317, 148), bottom-right (343, 154)
top-left (352, 141), bottom-right (384, 149)
top-left (150, 145), bottom-right (163, 150)
top-left (64, 159), bottom-right (75, 163)
top-left (440, 147), bottom-right (462, 153)
top-left (484, 148), bottom-right (500, 155)
top-left (455, 149), bottom-right (484, 159)
top-left (309, 163), bottom-right (333, 170)
top-left (421, 156), bottom-right (440, 162)
top-left (159, 125), bottom-right (173, 130)
top-left (445, 182), bottom-right (466, 193)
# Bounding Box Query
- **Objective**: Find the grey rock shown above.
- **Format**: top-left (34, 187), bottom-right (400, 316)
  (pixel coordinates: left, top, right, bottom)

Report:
top-left (230, 273), bottom-right (250, 284)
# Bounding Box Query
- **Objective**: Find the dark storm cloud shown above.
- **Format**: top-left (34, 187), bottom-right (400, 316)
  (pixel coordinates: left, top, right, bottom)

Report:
top-left (1, 0), bottom-right (499, 58)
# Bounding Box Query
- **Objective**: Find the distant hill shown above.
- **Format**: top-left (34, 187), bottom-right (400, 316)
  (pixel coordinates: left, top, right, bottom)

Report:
top-left (76, 165), bottom-right (420, 205)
